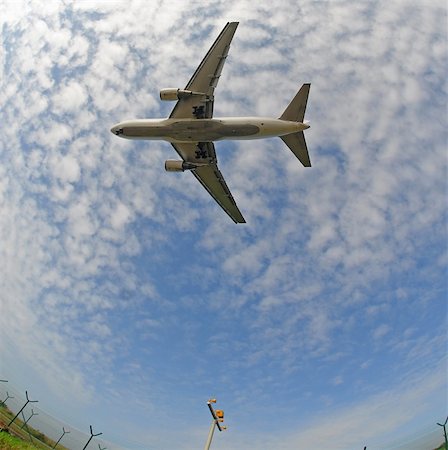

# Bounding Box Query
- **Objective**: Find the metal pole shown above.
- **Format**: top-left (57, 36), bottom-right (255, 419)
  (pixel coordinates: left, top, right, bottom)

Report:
top-left (20, 408), bottom-right (38, 429)
top-left (203, 419), bottom-right (217, 450)
top-left (0, 391), bottom-right (14, 407)
top-left (82, 425), bottom-right (103, 450)
top-left (52, 427), bottom-right (70, 449)
top-left (21, 411), bottom-right (34, 443)
top-left (82, 435), bottom-right (95, 450)
top-left (437, 416), bottom-right (448, 450)
top-left (207, 401), bottom-right (222, 432)
top-left (20, 410), bottom-right (27, 426)
top-left (5, 390), bottom-right (38, 428)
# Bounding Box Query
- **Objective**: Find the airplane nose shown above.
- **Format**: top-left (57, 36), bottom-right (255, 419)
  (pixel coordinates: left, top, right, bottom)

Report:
top-left (110, 124), bottom-right (124, 136)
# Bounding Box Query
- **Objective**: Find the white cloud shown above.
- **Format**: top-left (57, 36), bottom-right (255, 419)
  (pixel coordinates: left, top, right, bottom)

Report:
top-left (332, 375), bottom-right (344, 385)
top-left (50, 153), bottom-right (81, 183)
top-left (53, 81), bottom-right (88, 113)
top-left (110, 201), bottom-right (132, 230)
top-left (373, 324), bottom-right (392, 340)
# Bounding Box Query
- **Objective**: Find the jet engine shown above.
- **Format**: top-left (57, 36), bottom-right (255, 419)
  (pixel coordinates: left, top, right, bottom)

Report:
top-left (165, 160), bottom-right (201, 172)
top-left (160, 88), bottom-right (205, 101)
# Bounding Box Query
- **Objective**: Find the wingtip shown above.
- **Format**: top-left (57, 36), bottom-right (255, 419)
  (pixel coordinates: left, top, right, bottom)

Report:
top-left (232, 214), bottom-right (246, 224)
top-left (233, 216), bottom-right (246, 224)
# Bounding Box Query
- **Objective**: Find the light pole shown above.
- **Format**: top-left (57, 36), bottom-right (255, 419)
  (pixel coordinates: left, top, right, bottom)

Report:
top-left (203, 399), bottom-right (226, 450)
top-left (437, 416), bottom-right (448, 450)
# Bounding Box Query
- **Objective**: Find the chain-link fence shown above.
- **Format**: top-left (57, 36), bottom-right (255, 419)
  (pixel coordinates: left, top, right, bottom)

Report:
top-left (0, 383), bottom-right (115, 450)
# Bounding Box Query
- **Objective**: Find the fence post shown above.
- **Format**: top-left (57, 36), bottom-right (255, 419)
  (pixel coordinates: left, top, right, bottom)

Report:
top-left (3, 390), bottom-right (38, 430)
top-left (20, 408), bottom-right (38, 429)
top-left (82, 425), bottom-right (103, 450)
top-left (52, 426), bottom-right (70, 449)
top-left (437, 417), bottom-right (448, 450)
top-left (0, 391), bottom-right (14, 407)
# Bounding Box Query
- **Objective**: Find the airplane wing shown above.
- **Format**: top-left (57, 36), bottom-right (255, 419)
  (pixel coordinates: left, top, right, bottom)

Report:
top-left (171, 142), bottom-right (246, 223)
top-left (169, 22), bottom-right (239, 120)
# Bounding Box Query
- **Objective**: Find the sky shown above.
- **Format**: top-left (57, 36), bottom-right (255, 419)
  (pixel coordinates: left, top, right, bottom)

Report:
top-left (0, 0), bottom-right (447, 449)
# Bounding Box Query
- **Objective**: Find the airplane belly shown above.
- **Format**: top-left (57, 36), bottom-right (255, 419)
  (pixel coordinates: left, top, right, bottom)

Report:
top-left (166, 120), bottom-right (259, 142)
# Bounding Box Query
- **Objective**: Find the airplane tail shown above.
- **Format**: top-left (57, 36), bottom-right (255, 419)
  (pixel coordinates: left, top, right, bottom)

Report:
top-left (279, 83), bottom-right (311, 167)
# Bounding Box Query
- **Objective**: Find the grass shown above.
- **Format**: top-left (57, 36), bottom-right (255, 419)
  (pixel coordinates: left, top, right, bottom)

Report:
top-left (0, 431), bottom-right (36, 449)
top-left (0, 403), bottom-right (68, 450)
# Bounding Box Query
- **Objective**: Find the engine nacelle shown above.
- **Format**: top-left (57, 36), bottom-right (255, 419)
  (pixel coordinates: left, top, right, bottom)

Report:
top-left (160, 88), bottom-right (205, 101)
top-left (165, 160), bottom-right (201, 172)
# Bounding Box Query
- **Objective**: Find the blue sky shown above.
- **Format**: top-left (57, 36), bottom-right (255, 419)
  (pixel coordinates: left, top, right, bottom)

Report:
top-left (0, 1), bottom-right (447, 449)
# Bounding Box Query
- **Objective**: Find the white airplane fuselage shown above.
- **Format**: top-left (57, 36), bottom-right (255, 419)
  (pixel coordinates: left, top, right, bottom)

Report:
top-left (111, 117), bottom-right (309, 144)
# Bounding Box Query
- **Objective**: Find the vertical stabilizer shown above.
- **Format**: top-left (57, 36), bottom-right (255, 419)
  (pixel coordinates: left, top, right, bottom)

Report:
top-left (279, 83), bottom-right (310, 123)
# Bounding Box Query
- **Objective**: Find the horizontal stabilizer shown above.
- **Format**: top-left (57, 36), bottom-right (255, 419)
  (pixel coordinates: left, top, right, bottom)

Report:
top-left (280, 131), bottom-right (311, 167)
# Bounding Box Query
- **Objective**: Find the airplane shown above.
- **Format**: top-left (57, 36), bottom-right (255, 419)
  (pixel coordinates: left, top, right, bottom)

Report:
top-left (111, 22), bottom-right (311, 223)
